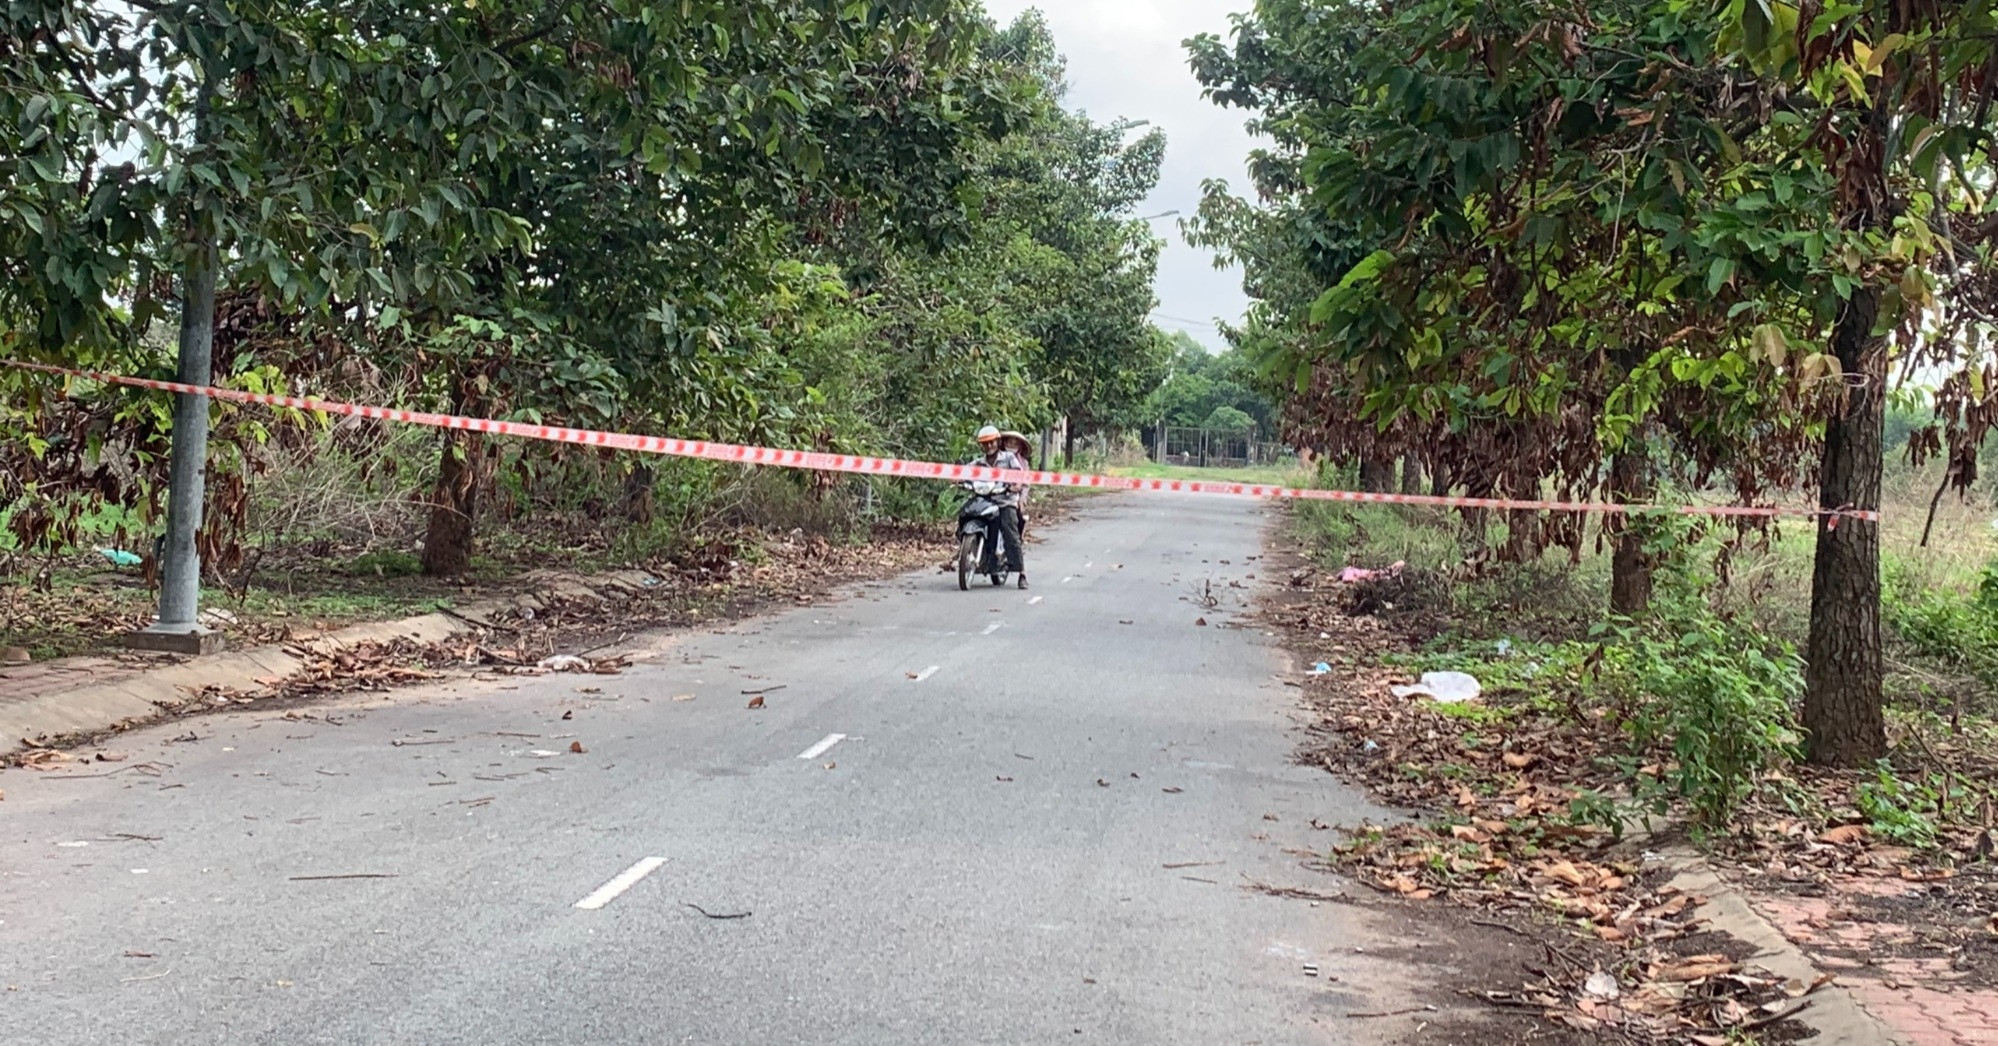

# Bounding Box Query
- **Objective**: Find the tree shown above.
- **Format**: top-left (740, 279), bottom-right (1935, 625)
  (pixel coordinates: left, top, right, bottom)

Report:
top-left (380, 1), bottom-right (1023, 572)
top-left (1142, 332), bottom-right (1277, 436)
top-left (1189, 0), bottom-right (1998, 765)
top-left (2, 0), bottom-right (1032, 577)
top-left (4, 3), bottom-right (1201, 620)
top-left (1188, 0), bottom-right (1828, 593)
top-left (966, 13), bottom-right (1169, 462)
top-left (1203, 404), bottom-right (1255, 432)
top-left (1712, 0), bottom-right (1998, 764)
top-left (3, 0), bottom-right (560, 619)
top-left (790, 11), bottom-right (1174, 469)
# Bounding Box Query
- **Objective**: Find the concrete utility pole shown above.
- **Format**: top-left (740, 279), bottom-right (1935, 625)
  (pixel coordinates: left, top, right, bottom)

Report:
top-left (131, 75), bottom-right (224, 655)
top-left (129, 239), bottom-right (223, 655)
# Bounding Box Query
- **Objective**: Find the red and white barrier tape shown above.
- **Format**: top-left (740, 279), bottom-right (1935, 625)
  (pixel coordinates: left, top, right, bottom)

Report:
top-left (2, 359), bottom-right (1877, 523)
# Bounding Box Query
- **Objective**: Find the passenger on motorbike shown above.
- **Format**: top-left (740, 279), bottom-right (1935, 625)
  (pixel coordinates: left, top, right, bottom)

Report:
top-left (971, 424), bottom-right (1029, 589)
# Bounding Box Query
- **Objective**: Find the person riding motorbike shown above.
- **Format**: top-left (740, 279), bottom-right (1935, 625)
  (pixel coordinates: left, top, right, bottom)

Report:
top-left (970, 424), bottom-right (1029, 589)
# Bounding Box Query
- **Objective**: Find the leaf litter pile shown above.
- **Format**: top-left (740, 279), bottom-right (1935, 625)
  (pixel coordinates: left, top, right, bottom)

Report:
top-left (231, 525), bottom-right (936, 702)
top-left (1259, 560), bottom-right (1914, 1043)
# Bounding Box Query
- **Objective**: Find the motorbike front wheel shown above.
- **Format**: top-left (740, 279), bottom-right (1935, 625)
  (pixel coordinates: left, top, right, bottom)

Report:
top-left (957, 533), bottom-right (980, 591)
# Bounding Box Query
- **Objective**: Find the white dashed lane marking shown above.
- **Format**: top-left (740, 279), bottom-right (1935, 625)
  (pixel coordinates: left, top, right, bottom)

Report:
top-left (797, 734), bottom-right (846, 760)
top-left (573, 857), bottom-right (667, 911)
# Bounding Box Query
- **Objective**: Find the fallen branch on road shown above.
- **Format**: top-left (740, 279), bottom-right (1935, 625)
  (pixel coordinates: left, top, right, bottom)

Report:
top-left (682, 902), bottom-right (751, 920)
top-left (1239, 876), bottom-right (1348, 902)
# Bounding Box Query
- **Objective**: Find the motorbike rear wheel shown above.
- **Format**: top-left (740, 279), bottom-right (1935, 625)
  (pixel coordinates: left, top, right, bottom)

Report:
top-left (957, 534), bottom-right (979, 591)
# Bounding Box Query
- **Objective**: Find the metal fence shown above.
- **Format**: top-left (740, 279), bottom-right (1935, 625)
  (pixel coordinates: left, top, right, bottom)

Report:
top-left (1152, 426), bottom-right (1287, 468)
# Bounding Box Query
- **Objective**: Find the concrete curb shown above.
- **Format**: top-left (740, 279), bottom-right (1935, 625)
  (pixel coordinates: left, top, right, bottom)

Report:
top-left (0, 568), bottom-right (663, 750)
top-left (1660, 848), bottom-right (1908, 1045)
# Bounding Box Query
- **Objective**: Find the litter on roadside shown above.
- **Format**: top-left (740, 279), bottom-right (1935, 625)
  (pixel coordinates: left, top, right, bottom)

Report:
top-left (1389, 671), bottom-right (1481, 704)
top-left (1336, 560), bottom-right (1405, 583)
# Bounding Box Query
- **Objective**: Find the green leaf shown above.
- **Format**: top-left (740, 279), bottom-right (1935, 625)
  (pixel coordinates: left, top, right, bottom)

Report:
top-left (1706, 258), bottom-right (1734, 295)
top-left (1741, 0), bottom-right (1773, 55)
top-left (1338, 250), bottom-right (1395, 289)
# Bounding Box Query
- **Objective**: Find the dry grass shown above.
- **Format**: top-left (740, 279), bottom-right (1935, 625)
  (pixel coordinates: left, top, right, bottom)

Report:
top-left (1290, 460), bottom-right (1998, 670)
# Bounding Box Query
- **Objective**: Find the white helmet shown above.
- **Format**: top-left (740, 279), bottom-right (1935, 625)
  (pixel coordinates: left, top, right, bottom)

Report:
top-left (975, 424), bottom-right (1001, 443)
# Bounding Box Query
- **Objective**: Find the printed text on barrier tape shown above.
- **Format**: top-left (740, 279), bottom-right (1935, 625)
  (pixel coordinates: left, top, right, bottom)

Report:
top-left (1, 359), bottom-right (1878, 523)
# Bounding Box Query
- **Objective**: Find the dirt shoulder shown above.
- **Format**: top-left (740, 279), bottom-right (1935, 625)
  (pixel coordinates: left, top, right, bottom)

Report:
top-left (1254, 529), bottom-right (1894, 1045)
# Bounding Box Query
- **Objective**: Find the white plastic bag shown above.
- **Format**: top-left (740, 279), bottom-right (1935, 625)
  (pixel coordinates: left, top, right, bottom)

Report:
top-left (1390, 670), bottom-right (1482, 704)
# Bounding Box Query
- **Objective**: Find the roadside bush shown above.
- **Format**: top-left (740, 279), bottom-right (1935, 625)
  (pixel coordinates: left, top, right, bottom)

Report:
top-left (1884, 557), bottom-right (1998, 694)
top-left (1293, 501), bottom-right (1460, 572)
top-left (1396, 578), bottom-right (1802, 831)
top-left (347, 550), bottom-right (423, 578)
top-left (717, 467), bottom-right (861, 538)
top-left (867, 475), bottom-right (960, 524)
top-left (1600, 589), bottom-right (1804, 830)
top-left (249, 425), bottom-right (428, 548)
top-left (1854, 761), bottom-right (1947, 848)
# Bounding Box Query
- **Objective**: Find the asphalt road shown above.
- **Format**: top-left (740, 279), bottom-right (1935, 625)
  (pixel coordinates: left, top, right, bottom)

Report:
top-left (1, 494), bottom-right (1429, 1045)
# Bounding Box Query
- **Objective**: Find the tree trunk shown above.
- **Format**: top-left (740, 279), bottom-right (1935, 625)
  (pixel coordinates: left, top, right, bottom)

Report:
top-left (1359, 456), bottom-right (1395, 493)
top-left (1501, 508), bottom-right (1537, 562)
top-left (1399, 453), bottom-right (1426, 496)
top-left (622, 464), bottom-right (655, 524)
top-left (1063, 421), bottom-right (1077, 468)
top-left (1460, 471), bottom-right (1492, 561)
top-left (1803, 286), bottom-right (1887, 766)
top-left (1429, 461), bottom-right (1452, 499)
top-left (422, 430), bottom-right (480, 576)
top-left (1608, 447), bottom-right (1654, 615)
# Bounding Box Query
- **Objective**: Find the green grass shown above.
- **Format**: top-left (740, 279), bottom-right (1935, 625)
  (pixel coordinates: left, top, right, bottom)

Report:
top-left (1706, 467), bottom-right (1996, 644)
top-left (1287, 458), bottom-right (1998, 718)
top-left (1292, 501), bottom-right (1467, 570)
top-left (1109, 461), bottom-right (1309, 485)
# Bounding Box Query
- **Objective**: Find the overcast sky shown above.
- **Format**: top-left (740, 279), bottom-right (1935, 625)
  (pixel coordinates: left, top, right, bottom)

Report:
top-left (981, 0), bottom-right (1260, 351)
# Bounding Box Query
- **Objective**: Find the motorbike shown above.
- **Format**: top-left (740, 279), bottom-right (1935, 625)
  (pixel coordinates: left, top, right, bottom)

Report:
top-left (955, 479), bottom-right (1015, 590)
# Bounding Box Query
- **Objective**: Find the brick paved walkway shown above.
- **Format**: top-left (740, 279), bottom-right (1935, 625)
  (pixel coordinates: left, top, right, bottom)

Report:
top-left (1753, 881), bottom-right (1998, 1046)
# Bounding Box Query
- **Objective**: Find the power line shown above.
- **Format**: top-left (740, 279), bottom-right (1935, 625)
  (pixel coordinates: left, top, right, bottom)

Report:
top-left (1150, 312), bottom-right (1225, 329)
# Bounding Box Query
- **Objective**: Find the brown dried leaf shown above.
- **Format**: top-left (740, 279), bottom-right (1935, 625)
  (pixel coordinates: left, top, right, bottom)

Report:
top-left (1654, 957), bottom-right (1735, 983)
top-left (1541, 860), bottom-right (1590, 888)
